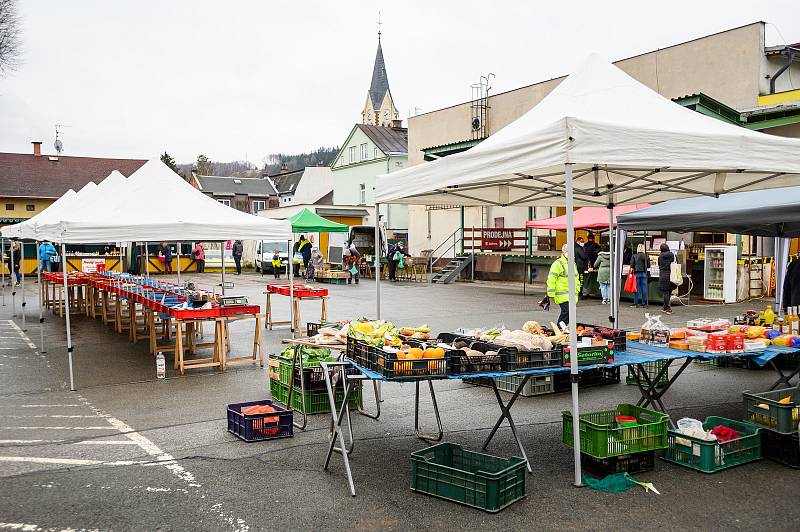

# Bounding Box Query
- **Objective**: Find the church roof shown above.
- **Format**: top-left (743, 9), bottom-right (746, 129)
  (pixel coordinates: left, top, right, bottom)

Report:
top-left (368, 40), bottom-right (391, 110)
top-left (357, 124), bottom-right (408, 155)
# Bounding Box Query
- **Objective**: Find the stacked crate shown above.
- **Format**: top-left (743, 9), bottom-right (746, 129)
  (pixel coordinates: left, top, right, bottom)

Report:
top-left (742, 388), bottom-right (799, 468)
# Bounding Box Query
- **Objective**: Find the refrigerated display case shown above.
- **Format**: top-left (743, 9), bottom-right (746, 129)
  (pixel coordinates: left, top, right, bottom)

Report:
top-left (703, 245), bottom-right (737, 303)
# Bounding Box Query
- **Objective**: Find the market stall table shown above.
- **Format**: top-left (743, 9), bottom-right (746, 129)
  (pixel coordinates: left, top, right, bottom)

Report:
top-left (321, 343), bottom-right (798, 496)
top-left (264, 284), bottom-right (329, 333)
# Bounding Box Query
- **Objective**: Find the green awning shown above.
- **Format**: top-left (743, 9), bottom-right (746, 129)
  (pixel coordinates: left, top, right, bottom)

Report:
top-left (288, 208), bottom-right (350, 233)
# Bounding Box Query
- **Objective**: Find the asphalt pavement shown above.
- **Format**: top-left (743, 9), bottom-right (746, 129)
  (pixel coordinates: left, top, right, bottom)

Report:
top-left (0, 272), bottom-right (798, 531)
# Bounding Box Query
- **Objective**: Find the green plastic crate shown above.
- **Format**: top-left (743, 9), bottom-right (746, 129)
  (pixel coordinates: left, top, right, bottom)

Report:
top-left (411, 443), bottom-right (526, 513)
top-left (626, 360), bottom-right (669, 388)
top-left (495, 374), bottom-right (554, 397)
top-left (661, 416), bottom-right (762, 473)
top-left (269, 378), bottom-right (361, 414)
top-left (742, 388), bottom-right (799, 434)
top-left (562, 404), bottom-right (669, 459)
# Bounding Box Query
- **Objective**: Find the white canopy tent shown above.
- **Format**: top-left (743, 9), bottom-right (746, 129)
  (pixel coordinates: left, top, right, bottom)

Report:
top-left (374, 53), bottom-right (800, 485)
top-left (1, 160), bottom-right (292, 391)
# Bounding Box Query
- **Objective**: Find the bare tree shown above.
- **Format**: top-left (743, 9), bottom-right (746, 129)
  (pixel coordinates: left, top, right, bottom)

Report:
top-left (0, 0), bottom-right (21, 76)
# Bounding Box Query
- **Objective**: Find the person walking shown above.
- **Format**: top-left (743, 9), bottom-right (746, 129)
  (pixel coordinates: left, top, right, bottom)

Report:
top-left (307, 247), bottom-right (323, 280)
top-left (547, 244), bottom-right (582, 326)
top-left (387, 241), bottom-right (409, 282)
top-left (629, 243), bottom-right (651, 308)
top-left (594, 244), bottom-right (611, 304)
top-left (161, 242), bottom-right (173, 274)
top-left (39, 240), bottom-right (57, 274)
top-left (7, 241), bottom-right (22, 286)
top-left (192, 242), bottom-right (205, 273)
top-left (271, 249), bottom-right (282, 279)
top-left (344, 242), bottom-right (361, 285)
top-left (232, 240), bottom-right (244, 275)
top-left (658, 243), bottom-right (676, 314)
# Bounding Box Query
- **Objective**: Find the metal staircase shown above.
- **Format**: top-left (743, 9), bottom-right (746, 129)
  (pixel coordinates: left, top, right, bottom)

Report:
top-left (427, 228), bottom-right (474, 284)
top-left (431, 254), bottom-right (474, 284)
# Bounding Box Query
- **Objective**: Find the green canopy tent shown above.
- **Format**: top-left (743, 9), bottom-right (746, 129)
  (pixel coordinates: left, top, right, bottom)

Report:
top-left (288, 208), bottom-right (350, 233)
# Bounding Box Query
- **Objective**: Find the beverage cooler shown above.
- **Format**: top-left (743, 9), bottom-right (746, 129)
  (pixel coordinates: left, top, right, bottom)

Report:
top-left (703, 245), bottom-right (737, 303)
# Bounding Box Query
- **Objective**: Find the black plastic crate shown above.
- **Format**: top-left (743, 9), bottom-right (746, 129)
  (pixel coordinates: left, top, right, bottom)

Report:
top-left (292, 364), bottom-right (361, 391)
top-left (554, 366), bottom-right (620, 392)
top-left (581, 450), bottom-right (655, 478)
top-left (504, 347), bottom-right (563, 371)
top-left (577, 323), bottom-right (627, 352)
top-left (306, 322), bottom-right (321, 336)
top-left (347, 336), bottom-right (448, 380)
top-left (761, 428), bottom-right (800, 469)
top-left (227, 400), bottom-right (293, 442)
top-left (346, 335), bottom-right (376, 370)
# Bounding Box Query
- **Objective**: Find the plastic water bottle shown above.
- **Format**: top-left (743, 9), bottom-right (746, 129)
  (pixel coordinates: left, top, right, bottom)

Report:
top-left (156, 352), bottom-right (166, 380)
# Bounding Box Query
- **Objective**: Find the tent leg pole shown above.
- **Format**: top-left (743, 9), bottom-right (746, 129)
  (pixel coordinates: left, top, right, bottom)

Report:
top-left (11, 240), bottom-right (16, 317)
top-left (289, 237), bottom-right (295, 338)
top-left (177, 241), bottom-right (181, 285)
top-left (375, 203), bottom-right (381, 320)
top-left (565, 163), bottom-right (582, 487)
top-left (21, 241), bottom-right (26, 331)
top-left (608, 206), bottom-right (614, 325)
top-left (37, 242), bottom-right (45, 353)
top-left (145, 242), bottom-right (149, 278)
top-left (1, 238), bottom-right (5, 306)
top-left (221, 242), bottom-right (226, 296)
top-left (61, 243), bottom-right (75, 391)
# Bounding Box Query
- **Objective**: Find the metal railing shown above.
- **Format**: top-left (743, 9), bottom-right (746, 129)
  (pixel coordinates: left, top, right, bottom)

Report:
top-left (428, 227), bottom-right (469, 284)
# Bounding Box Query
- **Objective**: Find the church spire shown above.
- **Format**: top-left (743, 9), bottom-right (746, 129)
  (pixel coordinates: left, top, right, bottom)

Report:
top-left (362, 24), bottom-right (399, 127)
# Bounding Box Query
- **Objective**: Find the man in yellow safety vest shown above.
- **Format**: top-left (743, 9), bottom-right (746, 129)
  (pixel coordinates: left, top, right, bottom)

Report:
top-left (546, 244), bottom-right (582, 326)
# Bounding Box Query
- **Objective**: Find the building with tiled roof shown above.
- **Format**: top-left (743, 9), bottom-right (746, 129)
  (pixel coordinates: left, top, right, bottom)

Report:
top-left (0, 142), bottom-right (146, 226)
top-left (190, 174), bottom-right (278, 214)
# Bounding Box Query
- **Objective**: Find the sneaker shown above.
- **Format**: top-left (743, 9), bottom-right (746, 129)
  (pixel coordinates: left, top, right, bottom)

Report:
top-left (664, 308), bottom-right (673, 315)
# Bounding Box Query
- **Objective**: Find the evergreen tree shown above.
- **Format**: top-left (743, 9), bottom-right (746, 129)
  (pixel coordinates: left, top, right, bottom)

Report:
top-left (160, 151), bottom-right (179, 173)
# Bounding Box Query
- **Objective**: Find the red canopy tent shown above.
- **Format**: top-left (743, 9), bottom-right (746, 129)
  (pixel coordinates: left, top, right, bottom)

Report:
top-left (526, 204), bottom-right (650, 230)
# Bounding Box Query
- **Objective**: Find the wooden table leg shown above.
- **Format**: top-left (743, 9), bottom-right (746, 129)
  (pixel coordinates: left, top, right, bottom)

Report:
top-left (321, 297), bottom-right (328, 322)
top-left (175, 320), bottom-right (184, 374)
top-left (265, 292), bottom-right (272, 330)
top-left (254, 315), bottom-right (263, 366)
top-left (149, 311), bottom-right (157, 355)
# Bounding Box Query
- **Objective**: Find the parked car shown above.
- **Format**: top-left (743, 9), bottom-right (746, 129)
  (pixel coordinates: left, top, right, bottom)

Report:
top-left (255, 241), bottom-right (289, 274)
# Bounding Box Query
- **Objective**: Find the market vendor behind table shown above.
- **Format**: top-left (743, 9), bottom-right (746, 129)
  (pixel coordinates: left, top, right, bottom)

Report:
top-left (547, 244), bottom-right (582, 326)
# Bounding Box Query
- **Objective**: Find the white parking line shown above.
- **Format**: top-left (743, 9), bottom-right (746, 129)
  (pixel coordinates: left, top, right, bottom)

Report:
top-left (73, 440), bottom-right (139, 445)
top-left (0, 456), bottom-right (148, 466)
top-left (0, 415), bottom-right (104, 419)
top-left (1, 426), bottom-right (115, 430)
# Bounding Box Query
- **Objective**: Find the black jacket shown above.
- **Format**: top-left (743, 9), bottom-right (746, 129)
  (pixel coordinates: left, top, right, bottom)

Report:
top-left (783, 259), bottom-right (800, 309)
top-left (387, 244), bottom-right (409, 261)
top-left (584, 241), bottom-right (601, 267)
top-left (630, 252), bottom-right (650, 273)
top-left (657, 251), bottom-right (675, 291)
top-left (232, 241), bottom-right (243, 258)
top-left (574, 244), bottom-right (588, 272)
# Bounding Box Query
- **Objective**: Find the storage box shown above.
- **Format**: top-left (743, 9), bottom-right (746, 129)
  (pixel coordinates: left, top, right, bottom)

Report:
top-left (411, 443), bottom-right (526, 513)
top-left (661, 416), bottom-right (761, 473)
top-left (227, 400), bottom-right (293, 442)
top-left (581, 450), bottom-right (655, 478)
top-left (742, 388), bottom-right (799, 434)
top-left (495, 374), bottom-right (554, 397)
top-left (562, 404), bottom-right (669, 459)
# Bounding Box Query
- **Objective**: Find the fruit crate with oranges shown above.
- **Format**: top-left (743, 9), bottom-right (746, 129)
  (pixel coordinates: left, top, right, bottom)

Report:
top-left (346, 336), bottom-right (448, 380)
top-left (227, 400), bottom-right (293, 442)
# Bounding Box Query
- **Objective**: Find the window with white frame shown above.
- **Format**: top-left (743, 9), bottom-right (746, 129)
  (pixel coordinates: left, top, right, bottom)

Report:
top-left (349, 146), bottom-right (357, 163)
top-left (374, 147), bottom-right (379, 159)
top-left (360, 143), bottom-right (368, 160)
top-left (359, 183), bottom-right (366, 205)
top-left (252, 200), bottom-right (266, 213)
top-left (218, 199), bottom-right (231, 206)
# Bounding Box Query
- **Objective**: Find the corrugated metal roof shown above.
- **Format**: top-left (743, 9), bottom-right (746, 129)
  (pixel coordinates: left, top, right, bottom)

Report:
top-left (357, 124), bottom-right (407, 155)
top-left (195, 175), bottom-right (277, 196)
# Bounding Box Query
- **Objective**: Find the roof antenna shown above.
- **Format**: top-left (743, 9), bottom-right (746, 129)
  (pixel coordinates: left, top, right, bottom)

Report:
top-left (54, 124), bottom-right (71, 154)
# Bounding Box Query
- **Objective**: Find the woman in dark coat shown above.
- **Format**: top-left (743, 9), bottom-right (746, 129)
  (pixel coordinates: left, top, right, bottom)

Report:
top-left (657, 243), bottom-right (675, 314)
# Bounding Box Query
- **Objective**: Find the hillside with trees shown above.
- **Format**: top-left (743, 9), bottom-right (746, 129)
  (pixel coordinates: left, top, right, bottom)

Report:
top-left (176, 147), bottom-right (339, 178)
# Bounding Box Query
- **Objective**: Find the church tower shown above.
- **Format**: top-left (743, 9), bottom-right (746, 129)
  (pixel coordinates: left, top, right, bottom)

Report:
top-left (362, 29), bottom-right (400, 127)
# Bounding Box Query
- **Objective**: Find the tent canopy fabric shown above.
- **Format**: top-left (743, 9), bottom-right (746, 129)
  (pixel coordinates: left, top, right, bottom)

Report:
top-left (2, 160), bottom-right (291, 243)
top-left (375, 54), bottom-right (800, 208)
top-left (288, 208), bottom-right (349, 233)
top-left (526, 204), bottom-right (649, 231)
top-left (616, 186), bottom-right (800, 237)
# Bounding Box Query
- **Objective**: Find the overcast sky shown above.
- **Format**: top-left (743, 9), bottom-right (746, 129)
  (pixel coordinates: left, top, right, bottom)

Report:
top-left (0, 1), bottom-right (797, 165)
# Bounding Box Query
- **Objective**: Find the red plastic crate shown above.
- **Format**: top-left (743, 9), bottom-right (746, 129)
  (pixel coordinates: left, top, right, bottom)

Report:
top-left (266, 283), bottom-right (328, 298)
top-left (219, 304), bottom-right (261, 316)
top-left (168, 306), bottom-right (220, 319)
